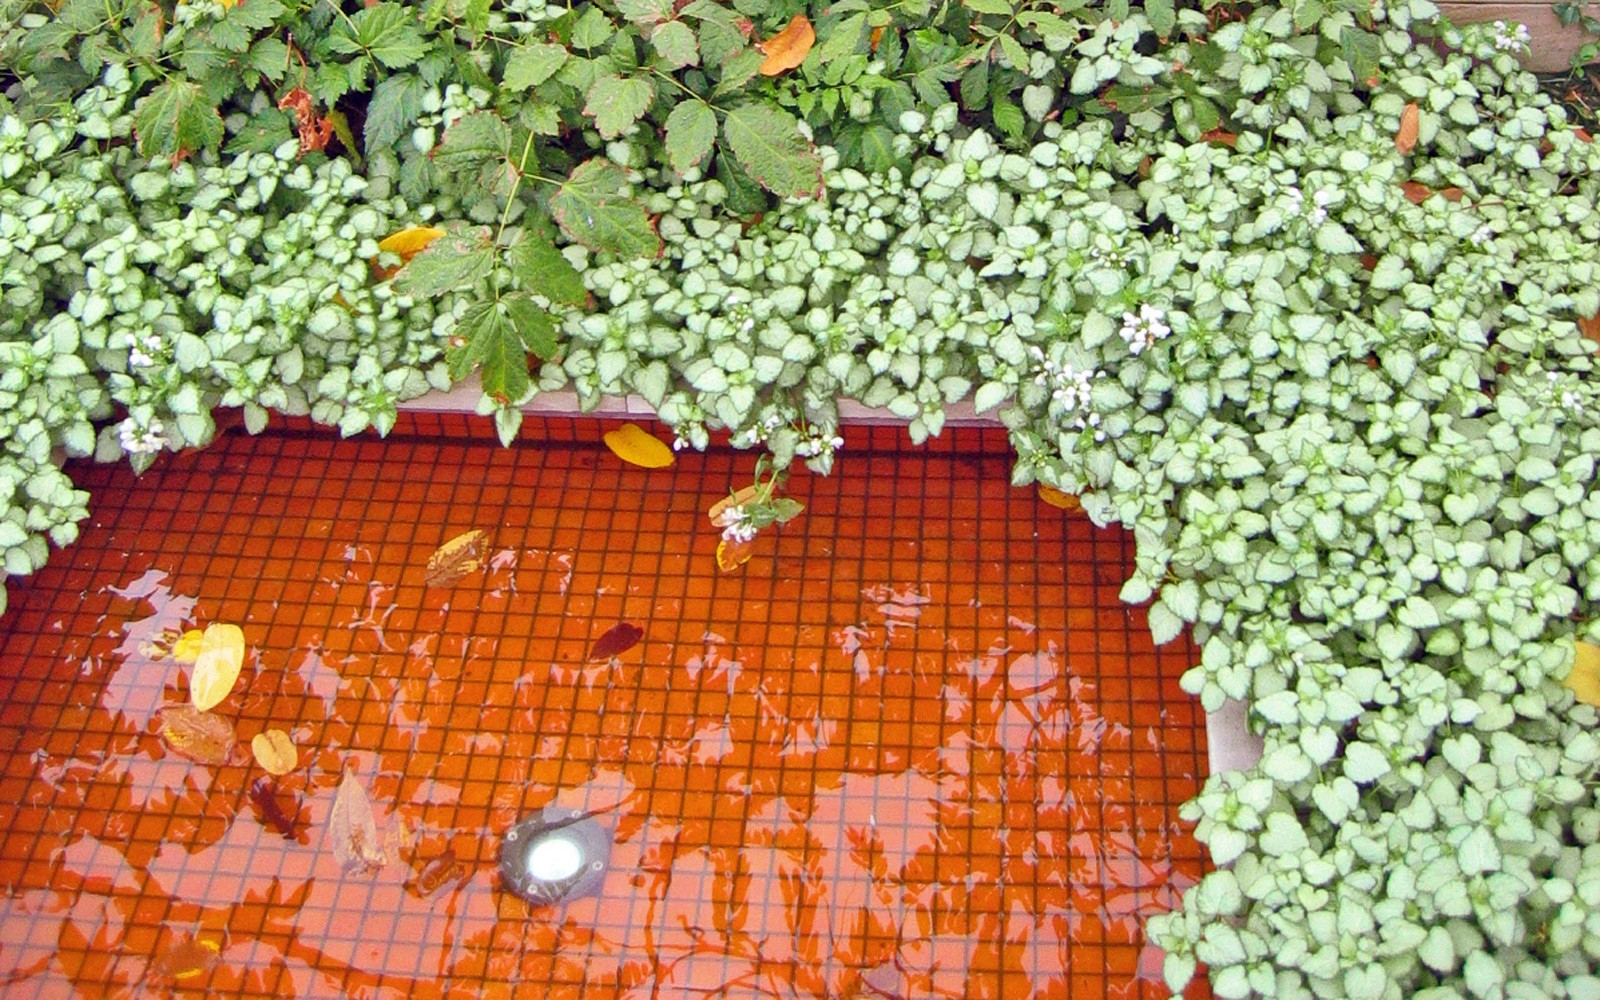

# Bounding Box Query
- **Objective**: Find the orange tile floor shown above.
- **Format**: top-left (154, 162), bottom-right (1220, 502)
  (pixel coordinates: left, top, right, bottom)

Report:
top-left (0, 414), bottom-right (1208, 999)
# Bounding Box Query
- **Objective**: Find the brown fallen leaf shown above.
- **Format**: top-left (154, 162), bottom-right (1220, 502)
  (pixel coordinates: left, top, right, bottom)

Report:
top-left (1438, 186), bottom-right (1464, 201)
top-left (716, 537), bottom-right (755, 572)
top-left (1399, 180), bottom-right (1433, 205)
top-left (249, 777), bottom-right (311, 843)
top-left (758, 14), bottom-right (814, 76)
top-left (1578, 127), bottom-right (1594, 144)
top-left (190, 623), bottom-right (246, 712)
top-left (1198, 128), bottom-right (1237, 147)
top-left (251, 729), bottom-right (297, 776)
top-left (1396, 101), bottom-right (1419, 154)
top-left (158, 706), bottom-right (237, 766)
top-left (424, 529), bottom-right (488, 588)
top-left (329, 766), bottom-right (387, 875)
top-left (1579, 312), bottom-right (1600, 345)
top-left (588, 622), bottom-right (645, 662)
top-left (149, 935), bottom-right (219, 983)
top-left (870, 25), bottom-right (884, 51)
top-left (409, 849), bottom-right (467, 899)
top-left (1036, 485), bottom-right (1082, 511)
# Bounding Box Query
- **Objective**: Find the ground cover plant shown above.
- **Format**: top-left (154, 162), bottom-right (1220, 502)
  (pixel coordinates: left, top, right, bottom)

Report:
top-left (7, 0), bottom-right (1600, 998)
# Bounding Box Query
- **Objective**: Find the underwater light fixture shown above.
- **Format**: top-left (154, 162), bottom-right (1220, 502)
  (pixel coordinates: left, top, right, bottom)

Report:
top-left (497, 807), bottom-right (611, 906)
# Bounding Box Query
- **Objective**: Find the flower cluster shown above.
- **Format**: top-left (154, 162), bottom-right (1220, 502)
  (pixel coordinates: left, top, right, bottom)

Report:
top-left (117, 417), bottom-right (167, 455)
top-left (715, 505), bottom-right (760, 544)
top-left (126, 332), bottom-right (164, 369)
top-left (1492, 20), bottom-right (1532, 52)
top-left (1031, 347), bottom-right (1105, 442)
top-left (1118, 303), bottom-right (1171, 355)
top-left (731, 413), bottom-right (785, 449)
top-left (795, 432), bottom-right (844, 458)
top-left (1282, 185), bottom-right (1332, 226)
top-left (1549, 371), bottom-right (1583, 414)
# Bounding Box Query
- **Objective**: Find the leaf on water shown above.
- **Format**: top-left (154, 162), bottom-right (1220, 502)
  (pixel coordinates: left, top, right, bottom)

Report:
top-left (603, 423), bottom-right (675, 468)
top-left (716, 537), bottom-right (754, 572)
top-left (708, 484), bottom-right (763, 526)
top-left (1567, 640), bottom-right (1600, 706)
top-left (248, 777), bottom-right (310, 843)
top-left (190, 623), bottom-right (246, 712)
top-left (424, 529), bottom-right (489, 588)
top-left (588, 622), bottom-right (645, 661)
top-left (770, 497), bottom-right (805, 524)
top-left (1396, 101), bottom-right (1419, 154)
top-left (251, 729), bottom-right (298, 776)
top-left (171, 628), bottom-right (204, 664)
top-left (757, 14), bottom-right (814, 75)
top-left (158, 706), bottom-right (237, 766)
top-left (409, 848), bottom-right (467, 898)
top-left (329, 766), bottom-right (387, 875)
top-left (1037, 485), bottom-right (1082, 511)
top-left (149, 935), bottom-right (220, 982)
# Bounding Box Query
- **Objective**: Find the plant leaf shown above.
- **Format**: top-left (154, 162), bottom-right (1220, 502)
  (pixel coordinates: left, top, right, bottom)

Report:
top-left (134, 79), bottom-right (224, 162)
top-left (447, 299), bottom-right (536, 401)
top-left (758, 14), bottom-right (814, 75)
top-left (588, 622), bottom-right (645, 661)
top-left (190, 623), bottom-right (245, 712)
top-left (604, 423), bottom-right (675, 468)
top-left (584, 74), bottom-right (655, 139)
top-left (1566, 639), bottom-right (1600, 706)
top-left (364, 72), bottom-right (425, 153)
top-left (1396, 101), bottom-right (1419, 153)
top-left (158, 706), bottom-right (237, 766)
top-left (329, 766), bottom-right (387, 875)
top-left (771, 497), bottom-right (805, 523)
top-left (721, 103), bottom-right (823, 198)
top-left (504, 42), bottom-right (569, 89)
top-left (150, 936), bottom-right (220, 983)
top-left (392, 227), bottom-right (496, 296)
top-left (171, 628), bottom-right (205, 664)
top-left (550, 159), bottom-right (662, 258)
top-left (509, 241), bottom-right (588, 308)
top-left (716, 537), bottom-right (754, 571)
top-left (378, 226), bottom-right (446, 258)
top-left (664, 101), bottom-right (717, 175)
top-left (651, 20), bottom-right (699, 68)
top-left (409, 849), bottom-right (467, 898)
top-left (424, 529), bottom-right (488, 588)
top-left (251, 729), bottom-right (297, 776)
top-left (330, 2), bottom-right (427, 68)
top-left (1037, 485), bottom-right (1081, 511)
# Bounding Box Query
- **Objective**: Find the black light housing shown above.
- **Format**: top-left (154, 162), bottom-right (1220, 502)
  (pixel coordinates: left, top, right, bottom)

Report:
top-left (497, 808), bottom-right (611, 906)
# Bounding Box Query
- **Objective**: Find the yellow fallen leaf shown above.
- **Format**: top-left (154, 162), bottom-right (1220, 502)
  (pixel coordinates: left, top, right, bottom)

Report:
top-left (716, 537), bottom-right (754, 572)
top-left (378, 227), bottom-right (446, 258)
top-left (424, 529), bottom-right (488, 588)
top-left (151, 935), bottom-right (220, 981)
top-left (171, 628), bottom-right (205, 664)
top-left (1565, 639), bottom-right (1600, 707)
top-left (251, 729), bottom-right (298, 776)
top-left (1037, 485), bottom-right (1082, 511)
top-left (189, 623), bottom-right (245, 712)
top-left (758, 14), bottom-right (815, 76)
top-left (604, 423), bottom-right (675, 469)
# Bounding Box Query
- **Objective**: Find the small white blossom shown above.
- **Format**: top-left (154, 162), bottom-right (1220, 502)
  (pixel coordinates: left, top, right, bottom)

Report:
top-left (672, 436), bottom-right (690, 451)
top-left (1469, 224), bottom-right (1494, 246)
top-left (1119, 303), bottom-right (1171, 355)
top-left (1492, 20), bottom-right (1531, 51)
top-left (795, 434), bottom-right (844, 458)
top-left (128, 348), bottom-right (154, 368)
top-left (1307, 188), bottom-right (1333, 226)
top-left (117, 417), bottom-right (167, 455)
top-left (721, 521), bottom-right (759, 544)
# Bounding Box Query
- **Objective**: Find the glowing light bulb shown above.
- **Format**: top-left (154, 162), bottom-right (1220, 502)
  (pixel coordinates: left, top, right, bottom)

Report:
top-left (525, 837), bottom-right (582, 882)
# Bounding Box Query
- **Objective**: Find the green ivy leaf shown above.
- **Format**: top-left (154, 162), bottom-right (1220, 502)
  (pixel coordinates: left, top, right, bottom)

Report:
top-left (664, 101), bottom-right (717, 175)
top-left (363, 72), bottom-right (425, 154)
top-left (549, 159), bottom-right (662, 258)
top-left (393, 227), bottom-right (498, 297)
top-left (584, 74), bottom-right (655, 139)
top-left (721, 103), bottom-right (823, 199)
top-left (650, 20), bottom-right (699, 68)
top-left (329, 2), bottom-right (428, 69)
top-left (509, 242), bottom-right (588, 308)
top-left (504, 42), bottom-right (569, 89)
top-left (448, 295), bottom-right (552, 402)
top-left (134, 79), bottom-right (224, 162)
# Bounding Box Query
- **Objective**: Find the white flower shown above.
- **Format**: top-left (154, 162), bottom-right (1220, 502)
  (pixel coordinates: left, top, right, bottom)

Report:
top-left (1119, 303), bottom-right (1171, 355)
top-left (117, 417), bottom-right (167, 455)
top-left (1469, 224), bottom-right (1494, 246)
top-left (1493, 20), bottom-right (1531, 51)
top-left (721, 521), bottom-right (759, 544)
top-left (672, 436), bottom-right (690, 451)
top-left (1306, 188), bottom-right (1333, 226)
top-left (128, 348), bottom-right (154, 368)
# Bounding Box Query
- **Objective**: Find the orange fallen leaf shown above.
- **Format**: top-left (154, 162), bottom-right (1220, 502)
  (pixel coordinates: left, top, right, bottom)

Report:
top-left (1579, 312), bottom-right (1600, 344)
top-left (372, 226), bottom-right (446, 281)
top-left (604, 423), bottom-right (675, 468)
top-left (251, 729), bottom-right (297, 776)
top-left (758, 14), bottom-right (815, 76)
top-left (150, 935), bottom-right (220, 982)
top-left (716, 537), bottom-right (754, 572)
top-left (1565, 639), bottom-right (1600, 706)
top-left (1036, 485), bottom-right (1082, 511)
top-left (1399, 180), bottom-right (1433, 204)
top-left (423, 529), bottom-right (488, 588)
top-left (870, 25), bottom-right (884, 51)
top-left (1396, 102), bottom-right (1419, 154)
top-left (1578, 128), bottom-right (1594, 144)
top-left (1198, 129), bottom-right (1237, 147)
top-left (1438, 186), bottom-right (1464, 201)
top-left (190, 623), bottom-right (245, 712)
top-left (158, 706), bottom-right (237, 766)
top-left (170, 628), bottom-right (204, 664)
top-left (409, 849), bottom-right (467, 898)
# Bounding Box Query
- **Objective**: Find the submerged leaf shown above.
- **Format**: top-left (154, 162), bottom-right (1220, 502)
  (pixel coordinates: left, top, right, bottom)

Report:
top-left (190, 623), bottom-right (246, 712)
top-left (1037, 485), bottom-right (1082, 511)
top-left (716, 537), bottom-right (754, 572)
top-left (158, 706), bottom-right (237, 766)
top-left (1566, 640), bottom-right (1600, 707)
top-left (758, 14), bottom-right (814, 75)
top-left (251, 729), bottom-right (298, 776)
top-left (149, 935), bottom-right (220, 982)
top-left (329, 766), bottom-right (387, 875)
top-left (171, 629), bottom-right (204, 664)
top-left (248, 777), bottom-right (310, 843)
top-left (409, 849), bottom-right (467, 898)
top-left (424, 529), bottom-right (488, 588)
top-left (588, 622), bottom-right (645, 661)
top-left (604, 423), bottom-right (675, 468)
top-left (708, 484), bottom-right (763, 526)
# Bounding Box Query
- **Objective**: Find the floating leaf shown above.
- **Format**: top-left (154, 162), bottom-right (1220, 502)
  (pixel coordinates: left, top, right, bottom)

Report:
top-left (716, 537), bottom-right (754, 572)
top-left (589, 622), bottom-right (645, 661)
top-left (251, 730), bottom-right (298, 776)
top-left (190, 624), bottom-right (246, 712)
top-left (604, 423), bottom-right (675, 468)
top-left (149, 935), bottom-right (219, 982)
top-left (757, 14), bottom-right (814, 75)
top-left (248, 777), bottom-right (310, 843)
top-left (709, 484), bottom-right (764, 526)
top-left (170, 628), bottom-right (204, 664)
top-left (1396, 101), bottom-right (1419, 154)
top-left (424, 529), bottom-right (488, 588)
top-left (1037, 485), bottom-right (1082, 511)
top-left (409, 849), bottom-right (467, 898)
top-left (1567, 640), bottom-right (1600, 706)
top-left (158, 706), bottom-right (237, 766)
top-left (329, 766), bottom-right (387, 875)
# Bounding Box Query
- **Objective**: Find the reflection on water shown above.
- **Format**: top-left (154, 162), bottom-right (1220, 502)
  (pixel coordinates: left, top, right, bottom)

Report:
top-left (0, 420), bottom-right (1207, 999)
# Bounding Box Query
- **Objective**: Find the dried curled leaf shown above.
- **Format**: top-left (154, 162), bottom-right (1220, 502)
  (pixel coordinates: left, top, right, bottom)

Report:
top-left (1566, 640), bottom-right (1600, 707)
top-left (190, 623), bottom-right (246, 712)
top-left (409, 849), bottom-right (467, 898)
top-left (1395, 102), bottom-right (1419, 154)
top-left (1037, 485), bottom-right (1082, 511)
top-left (758, 14), bottom-right (814, 76)
top-left (424, 529), bottom-right (488, 588)
top-left (149, 935), bottom-right (219, 982)
top-left (588, 622), bottom-right (645, 662)
top-left (329, 766), bottom-right (387, 875)
top-left (716, 537), bottom-right (754, 572)
top-left (158, 706), bottom-right (237, 766)
top-left (603, 423), bottom-right (675, 469)
top-left (1399, 180), bottom-right (1433, 205)
top-left (251, 729), bottom-right (297, 776)
top-left (248, 777), bottom-right (310, 843)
